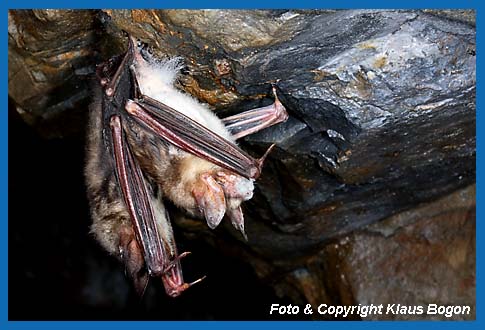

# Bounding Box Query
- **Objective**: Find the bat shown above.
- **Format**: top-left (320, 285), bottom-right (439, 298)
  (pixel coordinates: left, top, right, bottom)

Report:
top-left (85, 35), bottom-right (288, 297)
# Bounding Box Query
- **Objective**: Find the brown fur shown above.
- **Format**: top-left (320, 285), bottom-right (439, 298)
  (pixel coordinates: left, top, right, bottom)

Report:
top-left (84, 88), bottom-right (131, 255)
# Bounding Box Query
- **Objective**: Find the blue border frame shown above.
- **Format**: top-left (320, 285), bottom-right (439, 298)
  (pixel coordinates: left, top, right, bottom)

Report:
top-left (1, 1), bottom-right (481, 9)
top-left (3, 0), bottom-right (480, 329)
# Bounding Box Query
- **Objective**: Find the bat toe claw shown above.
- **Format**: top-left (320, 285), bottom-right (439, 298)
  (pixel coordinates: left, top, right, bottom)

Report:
top-left (188, 275), bottom-right (206, 288)
top-left (163, 251), bottom-right (192, 273)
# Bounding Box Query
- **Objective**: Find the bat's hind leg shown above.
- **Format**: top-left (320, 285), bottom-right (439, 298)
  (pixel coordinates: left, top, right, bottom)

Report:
top-left (222, 86), bottom-right (289, 140)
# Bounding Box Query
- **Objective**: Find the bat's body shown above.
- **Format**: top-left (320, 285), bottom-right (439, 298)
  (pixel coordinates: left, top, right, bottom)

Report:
top-left (134, 56), bottom-right (232, 139)
top-left (128, 52), bottom-right (254, 226)
top-left (85, 36), bottom-right (288, 297)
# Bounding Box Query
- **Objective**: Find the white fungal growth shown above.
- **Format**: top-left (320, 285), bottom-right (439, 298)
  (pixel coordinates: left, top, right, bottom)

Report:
top-left (131, 54), bottom-right (234, 141)
top-left (327, 129), bottom-right (346, 141)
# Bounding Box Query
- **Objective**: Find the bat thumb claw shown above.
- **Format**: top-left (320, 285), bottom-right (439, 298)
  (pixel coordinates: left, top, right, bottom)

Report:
top-left (271, 84), bottom-right (279, 101)
top-left (255, 144), bottom-right (276, 174)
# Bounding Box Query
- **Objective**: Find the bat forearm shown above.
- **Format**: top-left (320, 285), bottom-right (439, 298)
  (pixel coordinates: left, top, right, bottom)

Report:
top-left (125, 98), bottom-right (263, 179)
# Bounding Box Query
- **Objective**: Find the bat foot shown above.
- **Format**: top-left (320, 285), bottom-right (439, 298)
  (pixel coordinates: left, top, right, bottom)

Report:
top-left (118, 225), bottom-right (149, 296)
top-left (163, 275), bottom-right (207, 298)
top-left (159, 251), bottom-right (207, 297)
top-left (163, 251), bottom-right (192, 273)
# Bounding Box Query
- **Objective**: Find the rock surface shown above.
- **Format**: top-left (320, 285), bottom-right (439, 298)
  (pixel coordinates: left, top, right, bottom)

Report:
top-left (269, 184), bottom-right (475, 320)
top-left (8, 10), bottom-right (98, 137)
top-left (8, 9), bottom-right (475, 320)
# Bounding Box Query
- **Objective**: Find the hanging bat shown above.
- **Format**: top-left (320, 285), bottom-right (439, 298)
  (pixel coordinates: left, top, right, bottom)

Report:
top-left (85, 35), bottom-right (288, 297)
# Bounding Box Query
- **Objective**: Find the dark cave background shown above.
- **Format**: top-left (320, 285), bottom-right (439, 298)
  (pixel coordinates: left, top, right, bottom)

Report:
top-left (8, 100), bottom-right (301, 320)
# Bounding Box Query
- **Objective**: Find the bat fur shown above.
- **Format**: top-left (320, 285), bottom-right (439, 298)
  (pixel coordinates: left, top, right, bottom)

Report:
top-left (84, 36), bottom-right (288, 296)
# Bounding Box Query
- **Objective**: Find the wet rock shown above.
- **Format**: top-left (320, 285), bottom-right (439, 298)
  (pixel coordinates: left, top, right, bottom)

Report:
top-left (254, 185), bottom-right (475, 320)
top-left (8, 9), bottom-right (98, 138)
top-left (325, 185), bottom-right (475, 320)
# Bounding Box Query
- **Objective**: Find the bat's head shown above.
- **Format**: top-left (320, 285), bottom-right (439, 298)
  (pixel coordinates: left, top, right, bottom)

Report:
top-left (215, 171), bottom-right (254, 202)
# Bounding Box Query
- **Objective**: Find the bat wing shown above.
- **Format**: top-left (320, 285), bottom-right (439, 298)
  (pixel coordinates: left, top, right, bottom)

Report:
top-left (124, 96), bottom-right (269, 179)
top-left (110, 114), bottom-right (201, 297)
top-left (103, 34), bottom-right (287, 182)
top-left (122, 90), bottom-right (287, 236)
top-left (91, 34), bottom-right (288, 297)
top-left (109, 115), bottom-right (167, 274)
top-left (95, 35), bottom-right (211, 297)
